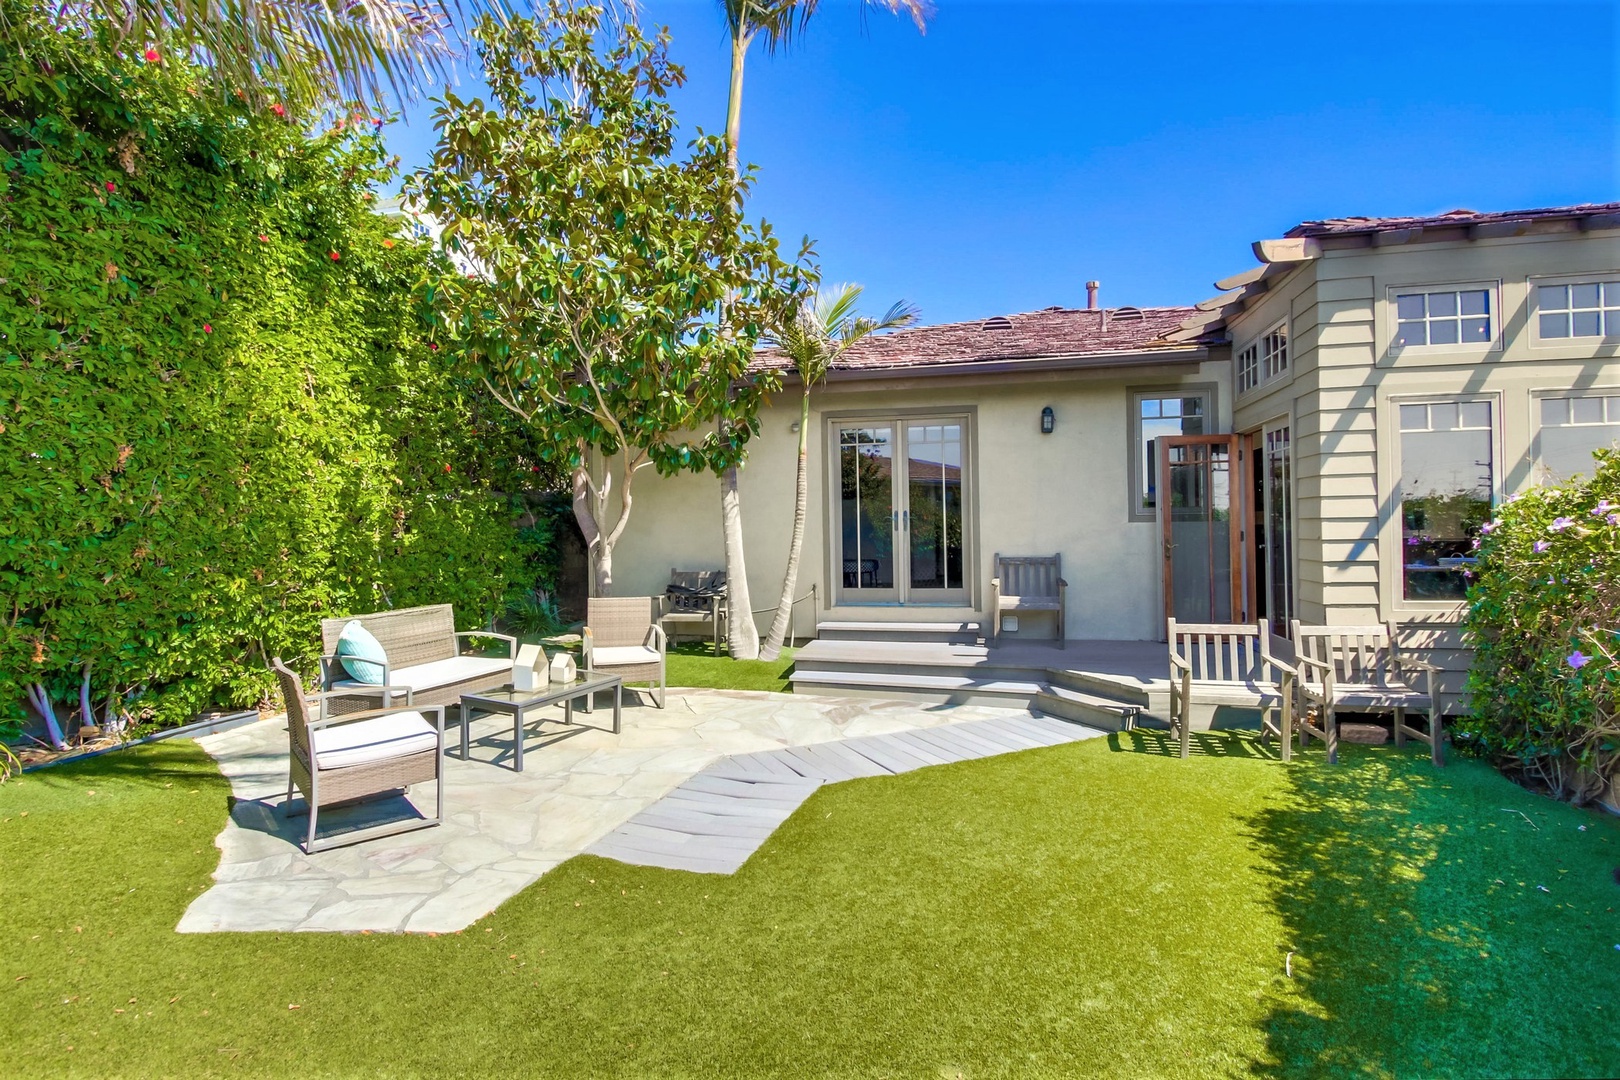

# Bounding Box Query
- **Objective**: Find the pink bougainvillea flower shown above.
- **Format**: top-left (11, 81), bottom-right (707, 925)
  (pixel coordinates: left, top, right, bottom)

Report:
top-left (257, 234), bottom-right (269, 243)
top-left (329, 251), bottom-right (341, 261)
top-left (271, 103), bottom-right (286, 118)
top-left (382, 239), bottom-right (395, 248)
top-left (428, 342), bottom-right (439, 351)
top-left (1568, 650), bottom-right (1591, 670)
top-left (1533, 540), bottom-right (1550, 553)
top-left (442, 464), bottom-right (452, 474)
top-left (143, 48), bottom-right (160, 63)
top-left (203, 323), bottom-right (213, 333)
top-left (105, 181), bottom-right (116, 192)
top-left (1549, 517), bottom-right (1575, 532)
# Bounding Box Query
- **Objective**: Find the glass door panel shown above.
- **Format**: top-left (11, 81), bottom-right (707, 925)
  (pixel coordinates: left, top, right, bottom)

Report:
top-left (1160, 435), bottom-right (1241, 625)
top-left (839, 425), bottom-right (898, 600)
top-left (905, 421), bottom-right (967, 603)
top-left (1264, 425), bottom-right (1294, 624)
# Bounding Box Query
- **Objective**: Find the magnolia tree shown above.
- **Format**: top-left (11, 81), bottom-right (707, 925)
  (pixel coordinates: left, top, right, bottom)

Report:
top-left (409, 3), bottom-right (811, 594)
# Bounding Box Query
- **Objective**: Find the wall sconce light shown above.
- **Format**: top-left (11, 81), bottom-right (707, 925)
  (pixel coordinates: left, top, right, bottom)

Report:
top-left (789, 420), bottom-right (801, 433)
top-left (1040, 406), bottom-right (1055, 435)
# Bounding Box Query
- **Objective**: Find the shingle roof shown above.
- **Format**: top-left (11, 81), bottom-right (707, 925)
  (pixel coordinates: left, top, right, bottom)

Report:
top-left (757, 304), bottom-right (1208, 376)
top-left (1285, 201), bottom-right (1620, 238)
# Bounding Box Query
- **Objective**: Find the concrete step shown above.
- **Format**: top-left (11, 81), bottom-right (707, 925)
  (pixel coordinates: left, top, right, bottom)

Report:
top-left (815, 620), bottom-right (981, 645)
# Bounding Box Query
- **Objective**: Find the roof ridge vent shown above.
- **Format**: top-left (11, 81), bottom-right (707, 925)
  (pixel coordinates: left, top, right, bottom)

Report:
top-left (981, 316), bottom-right (1014, 331)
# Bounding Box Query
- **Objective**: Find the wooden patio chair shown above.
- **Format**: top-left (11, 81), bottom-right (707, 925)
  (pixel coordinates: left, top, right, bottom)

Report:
top-left (1165, 619), bottom-right (1297, 760)
top-left (272, 657), bottom-right (446, 854)
top-left (1289, 621), bottom-right (1443, 766)
top-left (989, 553), bottom-right (1067, 646)
top-left (583, 597), bottom-right (667, 708)
top-left (660, 568), bottom-right (727, 656)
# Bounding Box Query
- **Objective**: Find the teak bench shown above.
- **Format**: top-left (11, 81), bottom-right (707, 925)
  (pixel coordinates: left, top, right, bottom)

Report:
top-left (1166, 618), bottom-right (1296, 760)
top-left (989, 553), bottom-right (1066, 646)
top-left (1288, 620), bottom-right (1443, 766)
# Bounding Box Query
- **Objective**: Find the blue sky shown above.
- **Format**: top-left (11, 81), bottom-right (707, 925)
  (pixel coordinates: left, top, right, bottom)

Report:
top-left (386, 0), bottom-right (1620, 325)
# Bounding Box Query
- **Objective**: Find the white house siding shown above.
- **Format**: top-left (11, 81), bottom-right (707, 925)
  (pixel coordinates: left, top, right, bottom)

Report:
top-left (1232, 224), bottom-right (1620, 710)
top-left (598, 357), bottom-right (1231, 644)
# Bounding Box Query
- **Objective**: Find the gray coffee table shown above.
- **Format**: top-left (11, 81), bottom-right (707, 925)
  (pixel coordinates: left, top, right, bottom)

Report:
top-left (460, 672), bottom-right (623, 772)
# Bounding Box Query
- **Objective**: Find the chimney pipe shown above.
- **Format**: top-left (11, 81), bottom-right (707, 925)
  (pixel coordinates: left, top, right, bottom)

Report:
top-left (1085, 280), bottom-right (1100, 310)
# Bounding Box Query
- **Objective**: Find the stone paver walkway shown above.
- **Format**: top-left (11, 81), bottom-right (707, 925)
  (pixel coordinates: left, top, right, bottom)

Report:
top-left (178, 689), bottom-right (1053, 934)
top-left (588, 712), bottom-right (1101, 873)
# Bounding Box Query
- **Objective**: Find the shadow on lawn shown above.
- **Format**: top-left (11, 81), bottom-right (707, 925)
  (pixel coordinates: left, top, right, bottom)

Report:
top-left (1241, 749), bottom-right (1489, 1077)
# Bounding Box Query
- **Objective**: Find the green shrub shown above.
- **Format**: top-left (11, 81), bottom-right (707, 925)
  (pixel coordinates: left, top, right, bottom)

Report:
top-left (0, 10), bottom-right (546, 733)
top-left (1460, 449), bottom-right (1620, 803)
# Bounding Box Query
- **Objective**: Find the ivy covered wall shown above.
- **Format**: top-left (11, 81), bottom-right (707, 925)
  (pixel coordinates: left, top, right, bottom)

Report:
top-left (0, 11), bottom-right (547, 733)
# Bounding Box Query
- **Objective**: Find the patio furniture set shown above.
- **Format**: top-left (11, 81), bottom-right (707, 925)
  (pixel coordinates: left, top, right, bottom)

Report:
top-left (276, 595), bottom-right (675, 853)
top-left (1159, 617), bottom-right (1442, 766)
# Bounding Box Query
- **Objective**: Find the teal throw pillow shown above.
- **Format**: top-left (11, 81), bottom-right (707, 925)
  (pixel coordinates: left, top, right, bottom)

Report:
top-left (336, 620), bottom-right (388, 684)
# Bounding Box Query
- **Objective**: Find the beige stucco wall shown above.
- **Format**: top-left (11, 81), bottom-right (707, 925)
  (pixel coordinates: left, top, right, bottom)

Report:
top-left (598, 356), bottom-right (1232, 643)
top-left (1230, 224), bottom-right (1620, 707)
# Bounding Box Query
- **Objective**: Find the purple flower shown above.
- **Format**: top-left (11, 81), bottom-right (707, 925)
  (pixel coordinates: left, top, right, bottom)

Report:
top-left (1549, 517), bottom-right (1575, 532)
top-left (1480, 520), bottom-right (1498, 534)
top-left (1568, 650), bottom-right (1591, 670)
top-left (1608, 513), bottom-right (1619, 526)
top-left (1534, 540), bottom-right (1550, 553)
top-left (1591, 500), bottom-right (1613, 517)
top-left (1406, 536), bottom-right (1421, 547)
top-left (1470, 537), bottom-right (1481, 551)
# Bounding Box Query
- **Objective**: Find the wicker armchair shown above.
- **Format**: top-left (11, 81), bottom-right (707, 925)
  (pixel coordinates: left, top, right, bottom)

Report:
top-left (273, 657), bottom-right (445, 853)
top-left (583, 597), bottom-right (667, 708)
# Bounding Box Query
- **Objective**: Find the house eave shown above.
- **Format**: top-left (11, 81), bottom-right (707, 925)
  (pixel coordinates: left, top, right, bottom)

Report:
top-left (797, 345), bottom-right (1213, 385)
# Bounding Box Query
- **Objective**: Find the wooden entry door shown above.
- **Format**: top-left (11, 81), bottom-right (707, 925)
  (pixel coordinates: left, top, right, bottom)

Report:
top-left (1159, 434), bottom-right (1243, 624)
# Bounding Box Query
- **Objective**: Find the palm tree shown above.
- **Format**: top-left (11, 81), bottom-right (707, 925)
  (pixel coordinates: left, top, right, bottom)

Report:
top-left (22, 0), bottom-right (462, 111)
top-left (758, 284), bottom-right (917, 660)
top-left (715, 0), bottom-right (932, 660)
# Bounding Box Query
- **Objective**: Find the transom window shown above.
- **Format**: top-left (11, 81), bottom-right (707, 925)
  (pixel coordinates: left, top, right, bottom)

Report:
top-left (1395, 288), bottom-right (1491, 348)
top-left (1538, 392), bottom-right (1620, 480)
top-left (1132, 391), bottom-right (1210, 518)
top-left (1236, 341), bottom-right (1260, 394)
top-left (1537, 281), bottom-right (1620, 339)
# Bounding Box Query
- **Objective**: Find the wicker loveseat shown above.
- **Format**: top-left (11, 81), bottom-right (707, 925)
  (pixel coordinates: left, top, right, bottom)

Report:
top-left (319, 604), bottom-right (515, 716)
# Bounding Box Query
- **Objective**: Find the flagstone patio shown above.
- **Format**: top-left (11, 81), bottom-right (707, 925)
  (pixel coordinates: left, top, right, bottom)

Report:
top-left (178, 688), bottom-right (1047, 935)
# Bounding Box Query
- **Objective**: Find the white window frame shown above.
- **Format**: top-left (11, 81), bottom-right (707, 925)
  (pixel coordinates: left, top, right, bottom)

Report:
top-left (1386, 281), bottom-right (1502, 358)
top-left (1388, 392), bottom-right (1501, 613)
top-left (1529, 272), bottom-right (1620, 346)
top-left (1236, 339), bottom-right (1260, 395)
top-left (1530, 385), bottom-right (1620, 482)
top-left (1128, 385), bottom-right (1217, 523)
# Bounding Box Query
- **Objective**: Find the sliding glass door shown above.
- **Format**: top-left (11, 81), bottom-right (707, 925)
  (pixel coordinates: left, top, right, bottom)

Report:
top-left (836, 418), bottom-right (969, 605)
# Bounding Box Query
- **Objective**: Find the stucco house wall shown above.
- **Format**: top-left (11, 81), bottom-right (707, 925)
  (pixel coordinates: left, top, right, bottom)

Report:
top-left (599, 355), bottom-right (1232, 643)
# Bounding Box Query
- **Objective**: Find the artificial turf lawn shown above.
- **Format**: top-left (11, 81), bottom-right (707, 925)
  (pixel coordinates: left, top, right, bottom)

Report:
top-left (664, 641), bottom-right (796, 693)
top-left (3, 731), bottom-right (1619, 1078)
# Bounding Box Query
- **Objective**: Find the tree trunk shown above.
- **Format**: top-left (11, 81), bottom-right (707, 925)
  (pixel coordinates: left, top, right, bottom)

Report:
top-left (25, 682), bottom-right (67, 750)
top-left (760, 389), bottom-right (811, 660)
top-left (572, 459), bottom-right (617, 597)
top-left (719, 27), bottom-right (761, 660)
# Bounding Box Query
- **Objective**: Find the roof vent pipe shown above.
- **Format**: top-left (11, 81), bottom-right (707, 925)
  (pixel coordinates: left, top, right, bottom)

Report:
top-left (1086, 281), bottom-right (1100, 310)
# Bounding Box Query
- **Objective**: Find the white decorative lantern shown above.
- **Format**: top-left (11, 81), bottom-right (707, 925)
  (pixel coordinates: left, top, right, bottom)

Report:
top-left (549, 652), bottom-right (577, 683)
top-left (514, 643), bottom-right (548, 691)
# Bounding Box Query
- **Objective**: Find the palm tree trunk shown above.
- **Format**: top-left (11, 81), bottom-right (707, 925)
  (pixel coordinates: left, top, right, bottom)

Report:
top-left (759, 387), bottom-right (812, 660)
top-left (719, 25), bottom-right (760, 659)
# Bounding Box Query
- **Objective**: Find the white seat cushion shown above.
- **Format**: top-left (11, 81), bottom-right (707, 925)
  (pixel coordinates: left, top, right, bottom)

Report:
top-left (591, 645), bottom-right (661, 668)
top-left (312, 711), bottom-right (437, 770)
top-left (332, 654), bottom-right (510, 697)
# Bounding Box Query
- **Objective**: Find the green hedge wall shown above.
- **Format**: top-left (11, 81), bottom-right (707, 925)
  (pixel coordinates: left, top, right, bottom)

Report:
top-left (1461, 450), bottom-right (1620, 805)
top-left (0, 16), bottom-right (545, 731)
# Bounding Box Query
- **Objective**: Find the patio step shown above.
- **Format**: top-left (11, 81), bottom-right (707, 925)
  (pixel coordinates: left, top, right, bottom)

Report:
top-left (815, 620), bottom-right (981, 645)
top-left (789, 667), bottom-right (1142, 729)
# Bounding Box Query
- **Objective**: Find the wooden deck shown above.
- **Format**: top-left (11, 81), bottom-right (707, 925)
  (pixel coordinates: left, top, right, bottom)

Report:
top-left (586, 713), bottom-right (1103, 874)
top-left (791, 634), bottom-right (1169, 728)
